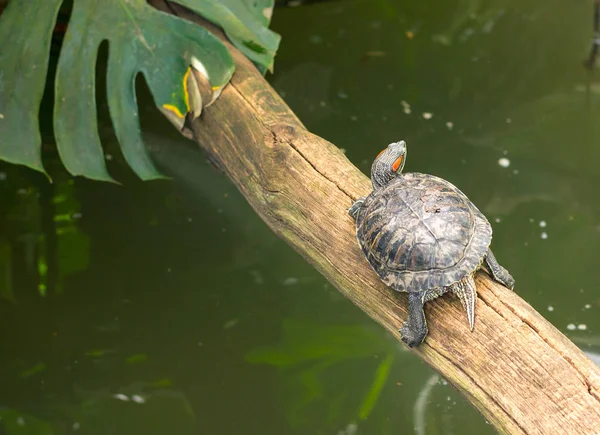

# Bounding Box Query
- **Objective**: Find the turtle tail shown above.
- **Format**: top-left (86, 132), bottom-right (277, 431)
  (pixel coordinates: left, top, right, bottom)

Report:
top-left (452, 274), bottom-right (477, 331)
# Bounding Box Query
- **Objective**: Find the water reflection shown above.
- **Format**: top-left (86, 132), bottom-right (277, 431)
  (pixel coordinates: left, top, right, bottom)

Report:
top-left (0, 383), bottom-right (197, 435)
top-left (245, 318), bottom-right (396, 431)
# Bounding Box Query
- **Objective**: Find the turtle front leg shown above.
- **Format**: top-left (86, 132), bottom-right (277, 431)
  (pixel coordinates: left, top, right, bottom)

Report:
top-left (484, 249), bottom-right (515, 290)
top-left (400, 291), bottom-right (428, 348)
top-left (348, 197), bottom-right (366, 220)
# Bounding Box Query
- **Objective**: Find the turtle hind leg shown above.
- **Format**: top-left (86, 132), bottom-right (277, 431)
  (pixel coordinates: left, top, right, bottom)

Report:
top-left (400, 291), bottom-right (429, 347)
top-left (451, 275), bottom-right (477, 331)
top-left (484, 249), bottom-right (515, 290)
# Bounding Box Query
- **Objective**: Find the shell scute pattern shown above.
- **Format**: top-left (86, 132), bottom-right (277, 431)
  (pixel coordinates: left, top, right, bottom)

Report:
top-left (356, 172), bottom-right (492, 293)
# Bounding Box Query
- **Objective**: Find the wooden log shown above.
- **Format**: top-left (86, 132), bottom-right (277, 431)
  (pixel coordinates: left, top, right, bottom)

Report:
top-left (157, 3), bottom-right (600, 433)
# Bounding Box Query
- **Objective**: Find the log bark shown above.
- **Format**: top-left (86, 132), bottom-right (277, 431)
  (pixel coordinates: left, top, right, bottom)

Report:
top-left (158, 3), bottom-right (600, 433)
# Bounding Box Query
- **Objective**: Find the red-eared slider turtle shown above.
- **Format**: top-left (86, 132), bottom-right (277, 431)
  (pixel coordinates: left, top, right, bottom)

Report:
top-left (349, 141), bottom-right (514, 347)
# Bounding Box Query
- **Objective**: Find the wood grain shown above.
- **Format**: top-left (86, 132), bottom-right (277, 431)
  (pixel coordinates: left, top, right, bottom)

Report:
top-left (157, 3), bottom-right (600, 433)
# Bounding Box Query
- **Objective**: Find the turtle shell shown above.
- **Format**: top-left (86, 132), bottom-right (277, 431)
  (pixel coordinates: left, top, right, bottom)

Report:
top-left (355, 172), bottom-right (492, 293)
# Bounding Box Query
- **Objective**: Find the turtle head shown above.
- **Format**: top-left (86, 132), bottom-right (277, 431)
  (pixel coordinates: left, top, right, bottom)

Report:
top-left (371, 140), bottom-right (407, 190)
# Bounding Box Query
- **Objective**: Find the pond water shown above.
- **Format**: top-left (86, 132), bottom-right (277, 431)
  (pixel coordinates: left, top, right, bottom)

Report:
top-left (1, 0), bottom-right (600, 434)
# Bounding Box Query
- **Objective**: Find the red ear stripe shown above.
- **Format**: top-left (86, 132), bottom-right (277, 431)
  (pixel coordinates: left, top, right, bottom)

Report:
top-left (376, 149), bottom-right (386, 159)
top-left (392, 156), bottom-right (403, 171)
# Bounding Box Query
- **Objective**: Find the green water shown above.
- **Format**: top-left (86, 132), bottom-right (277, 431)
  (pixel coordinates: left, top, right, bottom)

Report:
top-left (1, 0), bottom-right (600, 433)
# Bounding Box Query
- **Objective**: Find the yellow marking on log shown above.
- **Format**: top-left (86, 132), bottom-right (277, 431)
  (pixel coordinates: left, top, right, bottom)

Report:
top-left (162, 104), bottom-right (185, 119)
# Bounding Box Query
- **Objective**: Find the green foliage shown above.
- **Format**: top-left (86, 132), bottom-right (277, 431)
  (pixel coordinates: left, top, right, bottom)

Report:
top-left (246, 319), bottom-right (398, 431)
top-left (0, 0), bottom-right (279, 181)
top-left (0, 170), bottom-right (89, 299)
top-left (19, 362), bottom-right (47, 379)
top-left (126, 353), bottom-right (149, 364)
top-left (0, 0), bottom-right (62, 176)
top-left (179, 0), bottom-right (279, 73)
top-left (357, 353), bottom-right (394, 420)
top-left (52, 179), bottom-right (89, 292)
top-left (246, 319), bottom-right (388, 366)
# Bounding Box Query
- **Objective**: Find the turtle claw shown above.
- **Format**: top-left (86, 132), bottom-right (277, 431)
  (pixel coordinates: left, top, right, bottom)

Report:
top-left (485, 249), bottom-right (515, 290)
top-left (504, 274), bottom-right (515, 290)
top-left (400, 322), bottom-right (427, 348)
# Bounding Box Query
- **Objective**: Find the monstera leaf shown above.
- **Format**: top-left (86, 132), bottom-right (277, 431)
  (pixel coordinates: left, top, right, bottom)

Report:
top-left (178, 0), bottom-right (279, 73)
top-left (0, 0), bottom-right (279, 181)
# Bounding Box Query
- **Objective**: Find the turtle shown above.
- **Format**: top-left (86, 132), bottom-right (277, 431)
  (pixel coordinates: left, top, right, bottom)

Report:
top-left (348, 140), bottom-right (515, 347)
